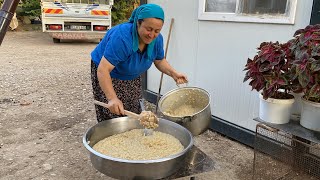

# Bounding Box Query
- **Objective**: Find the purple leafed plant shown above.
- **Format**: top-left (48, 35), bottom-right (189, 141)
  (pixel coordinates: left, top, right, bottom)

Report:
top-left (243, 41), bottom-right (294, 100)
top-left (290, 24), bottom-right (320, 103)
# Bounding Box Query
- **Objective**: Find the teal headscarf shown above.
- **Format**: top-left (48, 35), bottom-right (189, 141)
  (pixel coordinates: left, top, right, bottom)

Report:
top-left (128, 4), bottom-right (164, 60)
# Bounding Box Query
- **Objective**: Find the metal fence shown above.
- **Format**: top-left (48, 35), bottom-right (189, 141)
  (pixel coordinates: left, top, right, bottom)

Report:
top-left (253, 123), bottom-right (320, 180)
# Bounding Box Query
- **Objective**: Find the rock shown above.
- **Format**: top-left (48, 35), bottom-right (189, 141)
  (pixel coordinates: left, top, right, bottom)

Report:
top-left (20, 100), bottom-right (31, 106)
top-left (22, 16), bottom-right (31, 24)
top-left (43, 163), bottom-right (52, 170)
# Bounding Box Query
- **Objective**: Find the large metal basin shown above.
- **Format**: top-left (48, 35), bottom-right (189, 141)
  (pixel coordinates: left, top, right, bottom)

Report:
top-left (83, 117), bottom-right (193, 179)
top-left (158, 87), bottom-right (212, 136)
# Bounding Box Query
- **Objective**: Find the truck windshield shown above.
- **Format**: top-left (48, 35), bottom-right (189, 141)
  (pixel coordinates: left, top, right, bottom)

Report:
top-left (42, 0), bottom-right (108, 4)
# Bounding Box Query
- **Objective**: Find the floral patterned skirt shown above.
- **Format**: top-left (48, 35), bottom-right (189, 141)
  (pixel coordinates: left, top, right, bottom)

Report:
top-left (91, 61), bottom-right (142, 122)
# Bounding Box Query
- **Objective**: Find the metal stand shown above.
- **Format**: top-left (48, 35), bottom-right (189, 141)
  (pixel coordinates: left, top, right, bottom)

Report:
top-left (253, 119), bottom-right (320, 179)
top-left (164, 145), bottom-right (215, 179)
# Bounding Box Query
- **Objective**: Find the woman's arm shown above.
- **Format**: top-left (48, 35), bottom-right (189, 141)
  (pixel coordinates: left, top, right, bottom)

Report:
top-left (154, 58), bottom-right (188, 84)
top-left (97, 57), bottom-right (124, 115)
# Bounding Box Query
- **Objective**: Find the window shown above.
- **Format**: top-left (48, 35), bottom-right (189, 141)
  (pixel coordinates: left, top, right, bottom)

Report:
top-left (199, 0), bottom-right (297, 24)
top-left (206, 0), bottom-right (237, 13)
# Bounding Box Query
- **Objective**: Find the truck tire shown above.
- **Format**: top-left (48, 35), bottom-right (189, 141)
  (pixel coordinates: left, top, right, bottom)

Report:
top-left (53, 38), bottom-right (60, 43)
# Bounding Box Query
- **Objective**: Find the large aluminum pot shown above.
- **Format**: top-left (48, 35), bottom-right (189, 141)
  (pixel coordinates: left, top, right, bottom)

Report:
top-left (83, 117), bottom-right (193, 179)
top-left (158, 87), bottom-right (211, 136)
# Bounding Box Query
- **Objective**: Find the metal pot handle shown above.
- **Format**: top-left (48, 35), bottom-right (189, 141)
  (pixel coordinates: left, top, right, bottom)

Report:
top-left (181, 116), bottom-right (192, 123)
top-left (176, 82), bottom-right (188, 88)
top-left (139, 99), bottom-right (145, 111)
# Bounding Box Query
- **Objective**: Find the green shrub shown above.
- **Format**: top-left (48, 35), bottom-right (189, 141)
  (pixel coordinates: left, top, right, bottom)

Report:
top-left (111, 0), bottom-right (136, 26)
top-left (18, 0), bottom-right (41, 19)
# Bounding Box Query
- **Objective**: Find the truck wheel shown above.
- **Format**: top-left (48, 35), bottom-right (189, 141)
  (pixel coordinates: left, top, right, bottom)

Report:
top-left (53, 38), bottom-right (60, 43)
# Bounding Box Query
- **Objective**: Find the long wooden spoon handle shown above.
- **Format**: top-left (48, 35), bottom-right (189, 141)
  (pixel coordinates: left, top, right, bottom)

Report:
top-left (124, 110), bottom-right (140, 119)
top-left (93, 100), bottom-right (110, 109)
top-left (94, 100), bottom-right (140, 119)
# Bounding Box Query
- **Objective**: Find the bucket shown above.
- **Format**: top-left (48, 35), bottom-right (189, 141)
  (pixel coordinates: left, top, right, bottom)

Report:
top-left (259, 94), bottom-right (294, 124)
top-left (158, 87), bottom-right (211, 136)
top-left (300, 98), bottom-right (320, 132)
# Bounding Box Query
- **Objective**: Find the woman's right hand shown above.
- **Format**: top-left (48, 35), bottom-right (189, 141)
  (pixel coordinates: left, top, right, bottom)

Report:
top-left (107, 98), bottom-right (125, 115)
top-left (172, 71), bottom-right (188, 84)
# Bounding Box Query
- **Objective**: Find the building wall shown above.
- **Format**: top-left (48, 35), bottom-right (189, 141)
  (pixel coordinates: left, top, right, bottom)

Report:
top-left (147, 0), bottom-right (313, 131)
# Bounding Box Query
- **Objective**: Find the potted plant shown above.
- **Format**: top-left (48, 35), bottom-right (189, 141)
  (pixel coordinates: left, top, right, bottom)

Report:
top-left (243, 41), bottom-right (295, 124)
top-left (290, 24), bottom-right (320, 131)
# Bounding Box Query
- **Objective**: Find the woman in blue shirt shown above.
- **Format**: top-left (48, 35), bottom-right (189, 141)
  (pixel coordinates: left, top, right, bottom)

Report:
top-left (91, 4), bottom-right (188, 122)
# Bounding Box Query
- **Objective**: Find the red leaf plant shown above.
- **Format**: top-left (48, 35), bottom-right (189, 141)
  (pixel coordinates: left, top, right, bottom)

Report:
top-left (290, 24), bottom-right (320, 103)
top-left (244, 41), bottom-right (295, 100)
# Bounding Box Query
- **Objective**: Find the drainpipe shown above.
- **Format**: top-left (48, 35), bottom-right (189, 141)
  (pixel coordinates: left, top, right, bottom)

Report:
top-left (0, 0), bottom-right (20, 46)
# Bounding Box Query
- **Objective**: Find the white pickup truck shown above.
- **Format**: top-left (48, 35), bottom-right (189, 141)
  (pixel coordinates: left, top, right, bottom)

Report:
top-left (41, 0), bottom-right (113, 43)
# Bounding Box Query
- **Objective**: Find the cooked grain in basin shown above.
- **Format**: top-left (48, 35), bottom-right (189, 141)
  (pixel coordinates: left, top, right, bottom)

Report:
top-left (93, 129), bottom-right (184, 160)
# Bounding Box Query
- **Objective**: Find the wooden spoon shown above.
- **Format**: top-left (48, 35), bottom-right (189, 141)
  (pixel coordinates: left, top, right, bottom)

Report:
top-left (93, 100), bottom-right (157, 136)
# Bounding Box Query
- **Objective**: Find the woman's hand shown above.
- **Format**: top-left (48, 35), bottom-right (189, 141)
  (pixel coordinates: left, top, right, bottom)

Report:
top-left (107, 97), bottom-right (125, 115)
top-left (97, 57), bottom-right (125, 115)
top-left (172, 71), bottom-right (188, 84)
top-left (154, 59), bottom-right (188, 84)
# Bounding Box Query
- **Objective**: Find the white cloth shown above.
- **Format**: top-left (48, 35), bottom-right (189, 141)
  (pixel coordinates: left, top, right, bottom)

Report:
top-left (9, 13), bottom-right (19, 30)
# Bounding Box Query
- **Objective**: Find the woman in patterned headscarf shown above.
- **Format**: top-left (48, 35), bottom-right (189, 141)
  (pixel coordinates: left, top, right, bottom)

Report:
top-left (91, 4), bottom-right (188, 122)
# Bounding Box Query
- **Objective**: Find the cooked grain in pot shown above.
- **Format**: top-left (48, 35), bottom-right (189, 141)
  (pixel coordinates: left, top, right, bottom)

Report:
top-left (92, 129), bottom-right (184, 160)
top-left (164, 104), bottom-right (202, 117)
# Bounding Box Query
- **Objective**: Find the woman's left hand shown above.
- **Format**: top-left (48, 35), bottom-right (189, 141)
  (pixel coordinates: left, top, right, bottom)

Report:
top-left (172, 72), bottom-right (188, 84)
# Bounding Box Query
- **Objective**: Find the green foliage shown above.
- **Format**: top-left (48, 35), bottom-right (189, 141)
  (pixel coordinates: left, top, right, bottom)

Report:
top-left (18, 0), bottom-right (41, 19)
top-left (111, 0), bottom-right (136, 26)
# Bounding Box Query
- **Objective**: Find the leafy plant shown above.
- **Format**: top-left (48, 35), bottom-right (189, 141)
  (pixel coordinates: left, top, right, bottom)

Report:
top-left (17, 0), bottom-right (41, 19)
top-left (290, 24), bottom-right (320, 102)
top-left (243, 41), bottom-right (295, 100)
top-left (111, 0), bottom-right (136, 26)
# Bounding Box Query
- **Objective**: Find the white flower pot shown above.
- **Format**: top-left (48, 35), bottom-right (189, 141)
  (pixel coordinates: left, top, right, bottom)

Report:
top-left (259, 94), bottom-right (295, 124)
top-left (300, 98), bottom-right (320, 132)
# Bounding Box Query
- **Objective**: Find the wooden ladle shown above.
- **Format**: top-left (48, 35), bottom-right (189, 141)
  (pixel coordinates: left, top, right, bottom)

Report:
top-left (93, 100), bottom-right (158, 136)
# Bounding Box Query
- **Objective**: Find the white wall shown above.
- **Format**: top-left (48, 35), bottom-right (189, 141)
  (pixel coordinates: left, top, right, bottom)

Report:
top-left (147, 0), bottom-right (313, 131)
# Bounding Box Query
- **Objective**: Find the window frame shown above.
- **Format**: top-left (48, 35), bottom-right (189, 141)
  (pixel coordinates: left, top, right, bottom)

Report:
top-left (198, 0), bottom-right (297, 24)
